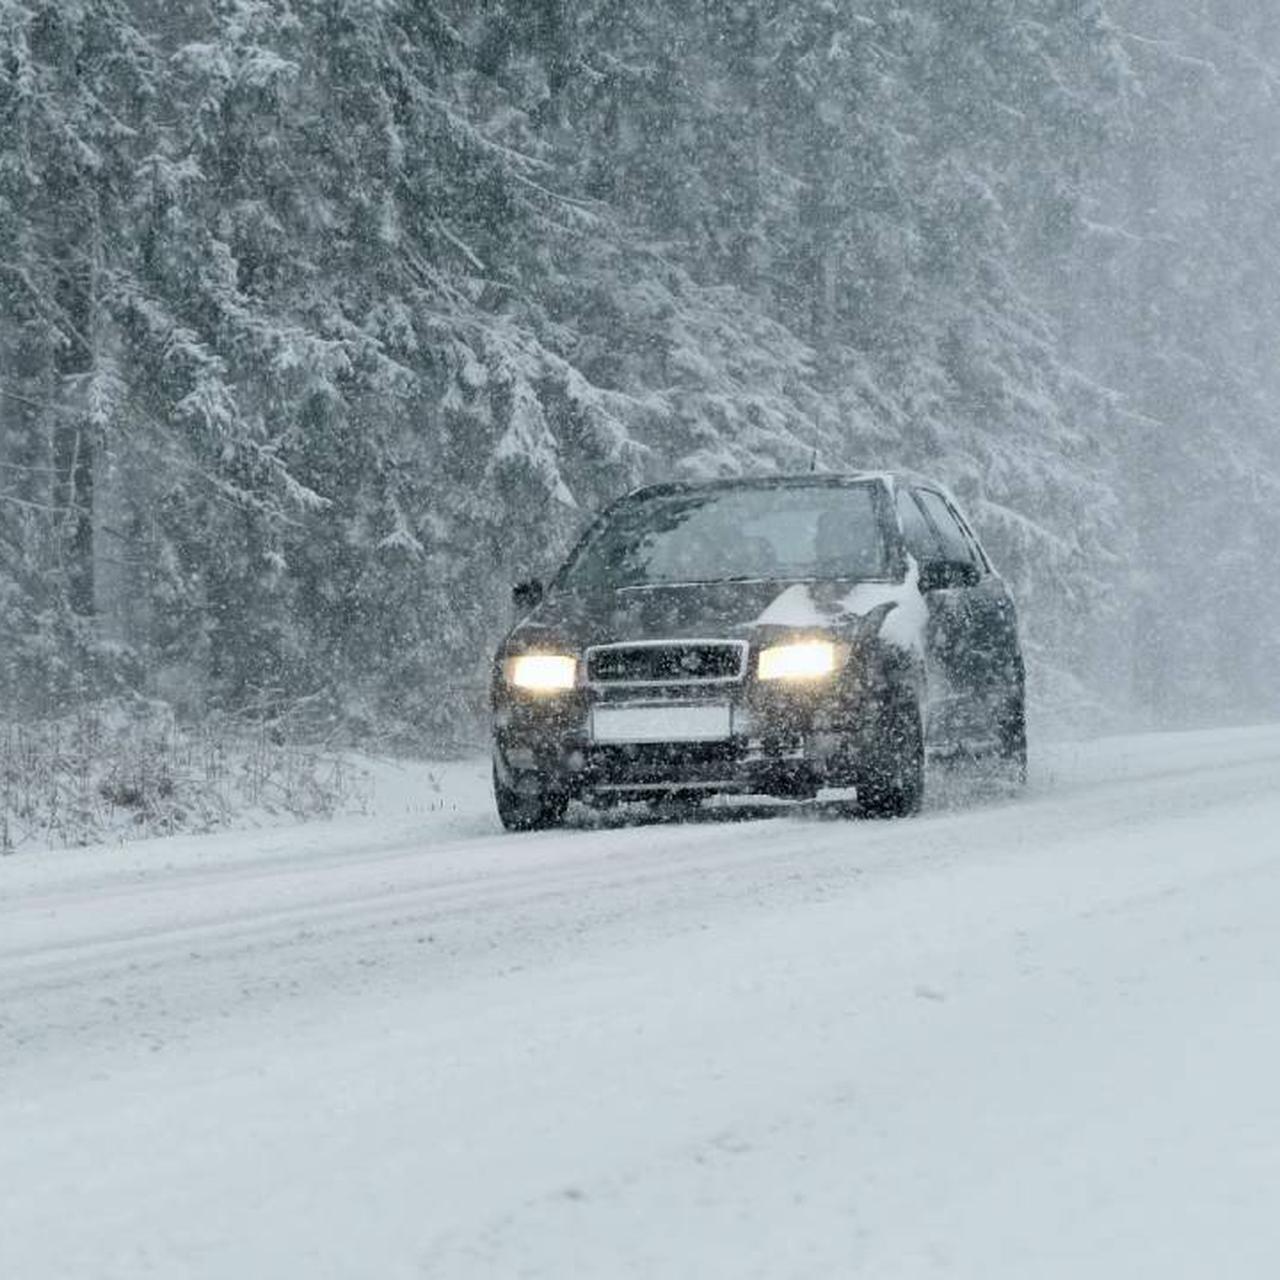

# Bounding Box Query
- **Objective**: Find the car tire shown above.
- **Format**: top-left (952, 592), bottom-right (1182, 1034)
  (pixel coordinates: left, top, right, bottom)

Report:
top-left (856, 695), bottom-right (925, 819)
top-left (493, 761), bottom-right (569, 832)
top-left (997, 690), bottom-right (1028, 786)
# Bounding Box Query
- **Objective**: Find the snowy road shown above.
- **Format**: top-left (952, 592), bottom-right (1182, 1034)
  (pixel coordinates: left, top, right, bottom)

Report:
top-left (3, 727), bottom-right (1279, 1279)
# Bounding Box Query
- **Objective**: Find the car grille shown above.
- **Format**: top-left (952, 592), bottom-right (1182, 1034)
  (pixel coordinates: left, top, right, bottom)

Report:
top-left (586, 640), bottom-right (748, 687)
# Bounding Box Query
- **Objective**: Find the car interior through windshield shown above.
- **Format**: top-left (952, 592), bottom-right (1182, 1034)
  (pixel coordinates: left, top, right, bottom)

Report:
top-left (561, 484), bottom-right (889, 589)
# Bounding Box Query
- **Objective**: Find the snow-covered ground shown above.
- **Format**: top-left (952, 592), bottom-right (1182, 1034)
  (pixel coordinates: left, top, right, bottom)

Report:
top-left (3, 726), bottom-right (1279, 1278)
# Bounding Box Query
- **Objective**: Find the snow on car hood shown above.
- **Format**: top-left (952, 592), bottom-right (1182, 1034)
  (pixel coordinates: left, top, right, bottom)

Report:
top-left (750, 565), bottom-right (927, 655)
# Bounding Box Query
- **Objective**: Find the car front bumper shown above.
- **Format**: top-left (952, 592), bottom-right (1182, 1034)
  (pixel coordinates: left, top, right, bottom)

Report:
top-left (492, 680), bottom-right (897, 804)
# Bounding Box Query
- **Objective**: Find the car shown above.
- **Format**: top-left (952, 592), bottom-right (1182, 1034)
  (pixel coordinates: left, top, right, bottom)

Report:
top-left (490, 472), bottom-right (1026, 830)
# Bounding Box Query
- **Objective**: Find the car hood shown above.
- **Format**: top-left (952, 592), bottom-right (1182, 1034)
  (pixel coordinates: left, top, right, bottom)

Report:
top-left (510, 576), bottom-right (926, 653)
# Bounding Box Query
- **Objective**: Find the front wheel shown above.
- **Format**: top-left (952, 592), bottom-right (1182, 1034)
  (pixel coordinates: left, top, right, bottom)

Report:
top-left (493, 761), bottom-right (569, 832)
top-left (856, 696), bottom-right (925, 819)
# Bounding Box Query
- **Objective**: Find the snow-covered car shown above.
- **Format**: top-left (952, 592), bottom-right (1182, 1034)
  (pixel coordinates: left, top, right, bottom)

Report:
top-left (491, 473), bottom-right (1025, 829)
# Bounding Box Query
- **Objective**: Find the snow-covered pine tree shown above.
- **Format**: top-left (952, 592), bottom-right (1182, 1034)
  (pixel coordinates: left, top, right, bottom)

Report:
top-left (7, 0), bottom-right (1272, 742)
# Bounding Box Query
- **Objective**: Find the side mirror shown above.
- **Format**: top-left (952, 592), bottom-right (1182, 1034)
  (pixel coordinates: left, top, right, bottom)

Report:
top-left (917, 559), bottom-right (981, 593)
top-left (512, 579), bottom-right (544, 613)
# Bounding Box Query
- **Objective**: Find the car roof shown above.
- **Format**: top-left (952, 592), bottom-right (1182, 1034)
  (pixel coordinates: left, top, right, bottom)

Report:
top-left (623, 471), bottom-right (943, 503)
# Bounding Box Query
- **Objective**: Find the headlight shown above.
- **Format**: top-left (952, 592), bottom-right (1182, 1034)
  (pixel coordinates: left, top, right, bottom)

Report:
top-left (506, 653), bottom-right (577, 693)
top-left (757, 640), bottom-right (837, 682)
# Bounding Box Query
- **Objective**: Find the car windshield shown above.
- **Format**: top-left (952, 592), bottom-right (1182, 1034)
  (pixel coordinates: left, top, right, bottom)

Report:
top-left (561, 483), bottom-right (888, 589)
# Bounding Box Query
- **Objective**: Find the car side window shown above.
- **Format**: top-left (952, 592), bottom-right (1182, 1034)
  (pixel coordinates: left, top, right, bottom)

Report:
top-left (946, 500), bottom-right (992, 572)
top-left (915, 489), bottom-right (978, 567)
top-left (895, 488), bottom-right (942, 562)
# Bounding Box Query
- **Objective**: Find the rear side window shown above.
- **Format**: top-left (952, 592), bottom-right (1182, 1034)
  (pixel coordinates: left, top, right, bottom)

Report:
top-left (915, 489), bottom-right (979, 568)
top-left (895, 488), bottom-right (941, 562)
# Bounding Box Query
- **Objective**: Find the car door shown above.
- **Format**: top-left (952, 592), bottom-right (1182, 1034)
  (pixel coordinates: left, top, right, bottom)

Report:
top-left (912, 487), bottom-right (1019, 749)
top-left (895, 486), bottom-right (971, 746)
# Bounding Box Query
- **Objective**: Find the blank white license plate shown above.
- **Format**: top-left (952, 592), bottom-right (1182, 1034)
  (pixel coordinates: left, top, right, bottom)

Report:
top-left (591, 703), bottom-right (732, 745)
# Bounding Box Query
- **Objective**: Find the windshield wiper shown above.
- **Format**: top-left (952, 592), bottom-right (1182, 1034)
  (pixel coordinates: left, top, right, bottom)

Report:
top-left (616, 575), bottom-right (790, 591)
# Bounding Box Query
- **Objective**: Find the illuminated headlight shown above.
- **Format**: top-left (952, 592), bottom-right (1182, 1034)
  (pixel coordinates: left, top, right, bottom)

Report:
top-left (757, 640), bottom-right (838, 682)
top-left (506, 653), bottom-right (577, 693)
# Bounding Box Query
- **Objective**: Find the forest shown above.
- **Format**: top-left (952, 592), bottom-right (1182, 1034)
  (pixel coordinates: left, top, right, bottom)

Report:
top-left (3, 0), bottom-right (1279, 748)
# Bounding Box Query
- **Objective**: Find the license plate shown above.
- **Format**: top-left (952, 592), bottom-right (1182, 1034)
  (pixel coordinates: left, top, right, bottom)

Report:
top-left (591, 703), bottom-right (732, 745)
